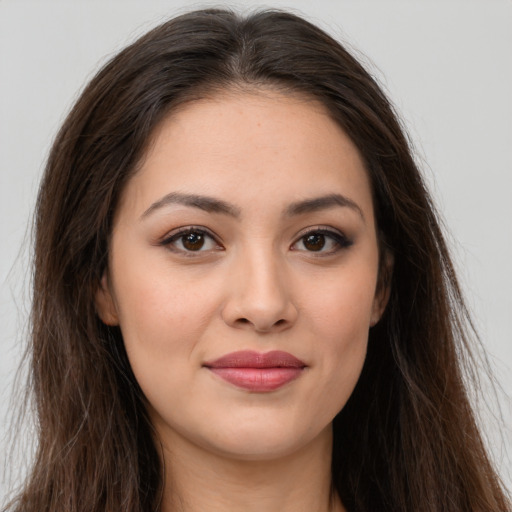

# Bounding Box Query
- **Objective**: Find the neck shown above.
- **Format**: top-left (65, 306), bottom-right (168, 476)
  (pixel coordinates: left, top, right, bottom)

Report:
top-left (157, 426), bottom-right (345, 512)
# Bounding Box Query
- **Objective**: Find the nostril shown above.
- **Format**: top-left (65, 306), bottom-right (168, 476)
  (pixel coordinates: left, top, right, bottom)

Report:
top-left (238, 318), bottom-right (250, 324)
top-left (274, 319), bottom-right (286, 327)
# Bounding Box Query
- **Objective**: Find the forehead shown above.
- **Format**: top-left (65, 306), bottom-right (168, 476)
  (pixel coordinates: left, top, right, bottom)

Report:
top-left (117, 90), bottom-right (374, 223)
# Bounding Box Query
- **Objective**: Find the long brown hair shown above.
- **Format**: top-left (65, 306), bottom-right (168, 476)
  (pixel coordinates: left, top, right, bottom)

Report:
top-left (4, 8), bottom-right (510, 512)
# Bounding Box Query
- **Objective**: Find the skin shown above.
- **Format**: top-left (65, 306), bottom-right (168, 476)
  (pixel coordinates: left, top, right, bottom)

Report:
top-left (96, 91), bottom-right (390, 512)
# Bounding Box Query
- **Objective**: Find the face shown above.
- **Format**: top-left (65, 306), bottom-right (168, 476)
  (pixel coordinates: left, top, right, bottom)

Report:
top-left (96, 91), bottom-right (389, 461)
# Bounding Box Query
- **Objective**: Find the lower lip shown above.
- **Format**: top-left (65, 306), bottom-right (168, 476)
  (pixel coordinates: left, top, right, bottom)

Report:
top-left (208, 367), bottom-right (304, 392)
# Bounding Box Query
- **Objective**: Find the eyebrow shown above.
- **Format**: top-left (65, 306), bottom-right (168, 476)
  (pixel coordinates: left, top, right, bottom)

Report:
top-left (285, 193), bottom-right (365, 221)
top-left (140, 191), bottom-right (364, 221)
top-left (140, 192), bottom-right (241, 220)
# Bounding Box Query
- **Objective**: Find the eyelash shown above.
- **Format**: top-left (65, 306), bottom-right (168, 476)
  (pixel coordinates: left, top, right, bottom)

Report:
top-left (291, 227), bottom-right (353, 255)
top-left (159, 226), bottom-right (352, 256)
top-left (160, 226), bottom-right (222, 256)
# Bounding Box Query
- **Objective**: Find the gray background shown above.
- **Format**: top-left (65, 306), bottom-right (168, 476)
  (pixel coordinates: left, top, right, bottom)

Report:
top-left (1, 0), bottom-right (511, 498)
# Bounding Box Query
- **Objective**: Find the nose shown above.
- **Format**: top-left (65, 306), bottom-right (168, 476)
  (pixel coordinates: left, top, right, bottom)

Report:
top-left (221, 249), bottom-right (298, 334)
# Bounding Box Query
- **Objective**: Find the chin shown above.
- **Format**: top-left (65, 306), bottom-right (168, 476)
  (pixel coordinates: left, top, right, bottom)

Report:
top-left (197, 418), bottom-right (332, 462)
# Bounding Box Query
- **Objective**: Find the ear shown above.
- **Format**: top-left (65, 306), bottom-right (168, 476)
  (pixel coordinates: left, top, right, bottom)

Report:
top-left (370, 249), bottom-right (394, 327)
top-left (95, 272), bottom-right (119, 326)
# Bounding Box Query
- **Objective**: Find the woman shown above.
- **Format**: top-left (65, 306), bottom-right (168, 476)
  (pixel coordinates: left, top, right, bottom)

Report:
top-left (3, 8), bottom-right (510, 512)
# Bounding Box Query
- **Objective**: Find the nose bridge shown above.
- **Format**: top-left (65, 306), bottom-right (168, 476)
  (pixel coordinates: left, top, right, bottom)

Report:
top-left (244, 244), bottom-right (285, 304)
top-left (222, 241), bottom-right (297, 332)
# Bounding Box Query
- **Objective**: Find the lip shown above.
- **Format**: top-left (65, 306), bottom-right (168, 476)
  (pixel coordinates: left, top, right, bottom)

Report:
top-left (203, 350), bottom-right (307, 392)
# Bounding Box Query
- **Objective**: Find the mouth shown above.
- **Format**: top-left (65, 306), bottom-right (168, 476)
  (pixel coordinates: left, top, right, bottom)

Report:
top-left (203, 350), bottom-right (307, 392)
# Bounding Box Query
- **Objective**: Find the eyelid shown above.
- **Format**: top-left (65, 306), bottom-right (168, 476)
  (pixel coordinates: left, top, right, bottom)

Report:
top-left (157, 224), bottom-right (351, 256)
top-left (291, 225), bottom-right (353, 253)
top-left (159, 226), bottom-right (224, 254)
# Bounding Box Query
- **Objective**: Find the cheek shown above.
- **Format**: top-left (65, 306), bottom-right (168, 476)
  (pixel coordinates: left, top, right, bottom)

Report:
top-left (303, 266), bottom-right (377, 407)
top-left (110, 261), bottom-right (221, 374)
top-left (306, 261), bottom-right (378, 339)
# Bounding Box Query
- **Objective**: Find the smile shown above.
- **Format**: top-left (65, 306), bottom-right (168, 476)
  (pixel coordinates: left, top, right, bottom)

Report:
top-left (203, 350), bottom-right (307, 392)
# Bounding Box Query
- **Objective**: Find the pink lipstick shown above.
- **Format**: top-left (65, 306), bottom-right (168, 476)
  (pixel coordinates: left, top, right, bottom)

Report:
top-left (203, 350), bottom-right (306, 392)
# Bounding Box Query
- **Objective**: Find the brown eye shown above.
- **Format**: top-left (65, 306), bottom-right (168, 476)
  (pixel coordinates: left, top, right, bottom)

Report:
top-left (291, 229), bottom-right (352, 254)
top-left (182, 232), bottom-right (205, 251)
top-left (162, 228), bottom-right (220, 253)
top-left (303, 233), bottom-right (325, 251)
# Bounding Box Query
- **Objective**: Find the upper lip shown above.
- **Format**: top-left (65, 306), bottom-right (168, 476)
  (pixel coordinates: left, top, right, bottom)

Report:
top-left (203, 350), bottom-right (306, 369)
